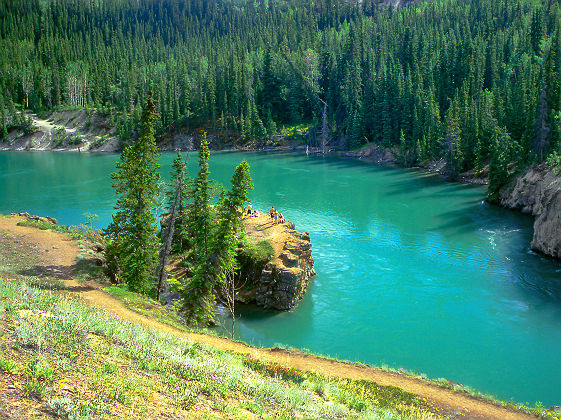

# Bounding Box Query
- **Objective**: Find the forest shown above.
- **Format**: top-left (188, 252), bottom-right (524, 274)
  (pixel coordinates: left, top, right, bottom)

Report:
top-left (1, 0), bottom-right (561, 196)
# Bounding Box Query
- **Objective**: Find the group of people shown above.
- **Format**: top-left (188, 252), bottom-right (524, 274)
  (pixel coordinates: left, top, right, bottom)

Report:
top-left (269, 205), bottom-right (285, 225)
top-left (244, 202), bottom-right (286, 225)
top-left (245, 202), bottom-right (259, 218)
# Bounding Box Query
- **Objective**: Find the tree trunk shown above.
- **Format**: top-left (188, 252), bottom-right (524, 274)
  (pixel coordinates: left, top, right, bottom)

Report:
top-left (156, 171), bottom-right (183, 300)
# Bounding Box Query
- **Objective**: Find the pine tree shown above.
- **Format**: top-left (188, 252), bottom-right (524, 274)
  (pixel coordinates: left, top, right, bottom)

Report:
top-left (182, 133), bottom-right (215, 324)
top-left (0, 102), bottom-right (7, 142)
top-left (488, 126), bottom-right (513, 203)
top-left (182, 135), bottom-right (253, 326)
top-left (156, 152), bottom-right (189, 300)
top-left (105, 92), bottom-right (161, 294)
top-left (168, 152), bottom-right (190, 251)
top-left (443, 98), bottom-right (464, 178)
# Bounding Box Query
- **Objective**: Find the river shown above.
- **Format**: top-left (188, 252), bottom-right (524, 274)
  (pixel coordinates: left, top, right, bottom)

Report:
top-left (1, 150), bottom-right (560, 406)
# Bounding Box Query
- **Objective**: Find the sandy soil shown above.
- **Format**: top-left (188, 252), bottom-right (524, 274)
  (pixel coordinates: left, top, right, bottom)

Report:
top-left (0, 215), bottom-right (537, 420)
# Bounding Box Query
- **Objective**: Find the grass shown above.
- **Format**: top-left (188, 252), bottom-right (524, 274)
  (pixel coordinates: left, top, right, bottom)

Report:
top-left (239, 238), bottom-right (274, 263)
top-left (1, 217), bottom-right (557, 419)
top-left (103, 285), bottom-right (191, 332)
top-left (15, 218), bottom-right (104, 244)
top-left (0, 276), bottom-right (447, 419)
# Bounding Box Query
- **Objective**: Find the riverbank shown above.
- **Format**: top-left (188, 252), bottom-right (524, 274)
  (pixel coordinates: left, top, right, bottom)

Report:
top-left (2, 113), bottom-right (559, 263)
top-left (0, 213), bottom-right (551, 419)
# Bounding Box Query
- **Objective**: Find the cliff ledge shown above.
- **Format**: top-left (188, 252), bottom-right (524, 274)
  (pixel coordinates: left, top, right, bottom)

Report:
top-left (499, 164), bottom-right (561, 259)
top-left (239, 212), bottom-right (316, 310)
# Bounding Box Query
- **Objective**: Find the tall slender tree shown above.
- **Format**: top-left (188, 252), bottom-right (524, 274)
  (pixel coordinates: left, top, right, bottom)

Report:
top-left (105, 92), bottom-right (161, 294)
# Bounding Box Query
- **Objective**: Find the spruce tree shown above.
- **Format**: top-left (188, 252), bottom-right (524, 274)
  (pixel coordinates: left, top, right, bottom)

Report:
top-left (488, 126), bottom-right (513, 203)
top-left (106, 92), bottom-right (161, 294)
top-left (0, 103), bottom-right (7, 142)
top-left (168, 152), bottom-right (190, 251)
top-left (182, 136), bottom-right (253, 326)
top-left (182, 133), bottom-right (215, 324)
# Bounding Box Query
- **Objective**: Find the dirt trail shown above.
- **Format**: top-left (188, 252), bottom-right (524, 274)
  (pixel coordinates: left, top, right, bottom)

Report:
top-left (0, 215), bottom-right (536, 420)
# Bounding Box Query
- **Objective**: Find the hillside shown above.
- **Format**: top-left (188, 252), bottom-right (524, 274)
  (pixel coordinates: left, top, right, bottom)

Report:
top-left (1, 0), bottom-right (560, 195)
top-left (0, 214), bottom-right (548, 419)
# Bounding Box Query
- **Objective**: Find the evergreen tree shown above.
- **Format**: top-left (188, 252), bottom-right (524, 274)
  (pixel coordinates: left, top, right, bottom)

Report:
top-left (182, 134), bottom-right (253, 325)
top-left (488, 126), bottom-right (513, 203)
top-left (157, 152), bottom-right (188, 299)
top-left (168, 152), bottom-right (190, 251)
top-left (182, 133), bottom-right (215, 324)
top-left (0, 102), bottom-right (7, 142)
top-left (443, 98), bottom-right (464, 178)
top-left (105, 92), bottom-right (161, 294)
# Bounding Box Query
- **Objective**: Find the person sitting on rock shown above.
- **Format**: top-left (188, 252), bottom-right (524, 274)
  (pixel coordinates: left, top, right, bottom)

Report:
top-left (279, 213), bottom-right (285, 223)
top-left (252, 210), bottom-right (259, 217)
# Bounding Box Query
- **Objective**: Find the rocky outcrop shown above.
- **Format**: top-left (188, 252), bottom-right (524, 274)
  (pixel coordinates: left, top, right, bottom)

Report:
top-left (12, 212), bottom-right (58, 225)
top-left (254, 231), bottom-right (315, 310)
top-left (237, 216), bottom-right (316, 311)
top-left (499, 165), bottom-right (561, 259)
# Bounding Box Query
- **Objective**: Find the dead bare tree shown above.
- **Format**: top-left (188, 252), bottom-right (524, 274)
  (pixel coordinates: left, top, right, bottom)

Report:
top-left (281, 50), bottom-right (330, 153)
top-left (218, 269), bottom-right (247, 339)
top-left (156, 164), bottom-right (185, 300)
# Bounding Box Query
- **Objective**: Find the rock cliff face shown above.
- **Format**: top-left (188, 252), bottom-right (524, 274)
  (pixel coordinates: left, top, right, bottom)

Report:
top-left (254, 230), bottom-right (315, 310)
top-left (499, 165), bottom-right (561, 259)
top-left (239, 216), bottom-right (316, 310)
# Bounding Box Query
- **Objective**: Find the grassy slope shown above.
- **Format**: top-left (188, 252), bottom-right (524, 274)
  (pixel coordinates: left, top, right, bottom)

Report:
top-left (0, 277), bottom-right (439, 419)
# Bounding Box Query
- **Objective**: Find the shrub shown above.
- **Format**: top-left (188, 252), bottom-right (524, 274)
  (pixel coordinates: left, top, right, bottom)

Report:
top-left (546, 151), bottom-right (561, 175)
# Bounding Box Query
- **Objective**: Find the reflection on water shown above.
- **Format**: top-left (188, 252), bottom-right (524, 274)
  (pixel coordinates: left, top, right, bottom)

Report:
top-left (1, 151), bottom-right (561, 406)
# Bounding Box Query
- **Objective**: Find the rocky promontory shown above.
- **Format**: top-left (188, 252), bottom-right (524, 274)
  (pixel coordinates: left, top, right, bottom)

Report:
top-left (499, 164), bottom-right (561, 259)
top-left (238, 212), bottom-right (316, 310)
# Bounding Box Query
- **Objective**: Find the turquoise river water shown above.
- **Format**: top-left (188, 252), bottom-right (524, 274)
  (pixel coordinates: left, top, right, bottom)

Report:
top-left (1, 151), bottom-right (560, 406)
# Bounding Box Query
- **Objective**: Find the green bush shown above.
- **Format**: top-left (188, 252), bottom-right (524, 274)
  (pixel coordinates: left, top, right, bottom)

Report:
top-left (546, 151), bottom-right (561, 175)
top-left (239, 239), bottom-right (274, 264)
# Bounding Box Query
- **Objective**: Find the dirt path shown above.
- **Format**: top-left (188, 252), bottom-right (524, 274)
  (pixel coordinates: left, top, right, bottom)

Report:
top-left (0, 215), bottom-right (537, 420)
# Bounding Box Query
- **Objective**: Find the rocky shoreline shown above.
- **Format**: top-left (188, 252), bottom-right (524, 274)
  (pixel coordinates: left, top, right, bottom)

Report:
top-left (499, 165), bottom-right (561, 260)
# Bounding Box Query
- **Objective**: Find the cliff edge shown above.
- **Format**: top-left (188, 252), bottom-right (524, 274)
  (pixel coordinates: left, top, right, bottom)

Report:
top-left (499, 164), bottom-right (561, 259)
top-left (240, 212), bottom-right (316, 310)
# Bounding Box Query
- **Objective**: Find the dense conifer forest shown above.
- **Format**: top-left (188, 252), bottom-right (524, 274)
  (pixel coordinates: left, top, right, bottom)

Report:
top-left (1, 0), bottom-right (561, 193)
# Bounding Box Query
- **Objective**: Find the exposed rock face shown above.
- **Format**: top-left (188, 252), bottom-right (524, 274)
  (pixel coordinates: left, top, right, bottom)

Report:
top-left (376, 0), bottom-right (424, 10)
top-left (237, 216), bottom-right (316, 311)
top-left (255, 230), bottom-right (316, 310)
top-left (499, 165), bottom-right (561, 259)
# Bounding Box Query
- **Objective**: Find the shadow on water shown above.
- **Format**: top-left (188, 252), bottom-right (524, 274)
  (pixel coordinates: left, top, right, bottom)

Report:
top-left (235, 303), bottom-right (279, 321)
top-left (432, 204), bottom-right (491, 235)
